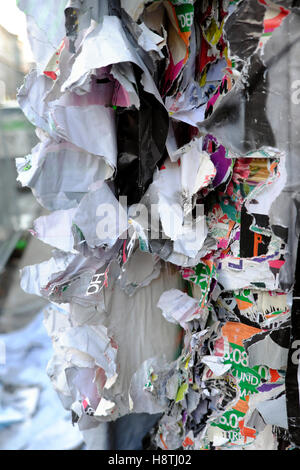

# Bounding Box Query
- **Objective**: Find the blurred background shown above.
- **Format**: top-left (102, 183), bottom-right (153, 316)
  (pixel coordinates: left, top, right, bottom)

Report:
top-left (0, 1), bottom-right (83, 450)
top-left (0, 1), bottom-right (47, 331)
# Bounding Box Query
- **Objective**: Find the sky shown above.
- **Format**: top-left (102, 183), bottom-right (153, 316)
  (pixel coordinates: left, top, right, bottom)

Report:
top-left (0, 0), bottom-right (33, 62)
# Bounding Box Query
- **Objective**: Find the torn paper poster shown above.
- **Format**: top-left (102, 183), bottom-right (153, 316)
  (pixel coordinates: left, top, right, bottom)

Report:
top-left (72, 182), bottom-right (128, 250)
top-left (121, 0), bottom-right (146, 22)
top-left (16, 0), bottom-right (300, 451)
top-left (32, 208), bottom-right (77, 253)
top-left (16, 139), bottom-right (112, 210)
top-left (157, 289), bottom-right (202, 328)
top-left (17, 0), bottom-right (68, 73)
top-left (41, 261), bottom-right (184, 422)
